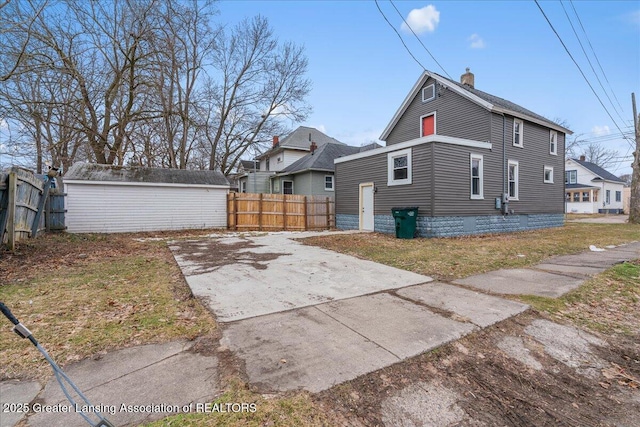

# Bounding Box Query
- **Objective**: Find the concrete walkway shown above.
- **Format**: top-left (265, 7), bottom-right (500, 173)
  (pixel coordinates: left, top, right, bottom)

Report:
top-left (1, 341), bottom-right (218, 427)
top-left (453, 241), bottom-right (640, 296)
top-left (567, 215), bottom-right (629, 224)
top-left (2, 233), bottom-right (638, 427)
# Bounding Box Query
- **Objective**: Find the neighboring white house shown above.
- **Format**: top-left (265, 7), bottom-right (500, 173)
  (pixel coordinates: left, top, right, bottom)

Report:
top-left (565, 157), bottom-right (625, 214)
top-left (64, 163), bottom-right (229, 233)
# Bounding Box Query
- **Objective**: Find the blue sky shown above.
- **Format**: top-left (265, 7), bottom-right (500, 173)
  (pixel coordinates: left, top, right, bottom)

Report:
top-left (218, 0), bottom-right (640, 175)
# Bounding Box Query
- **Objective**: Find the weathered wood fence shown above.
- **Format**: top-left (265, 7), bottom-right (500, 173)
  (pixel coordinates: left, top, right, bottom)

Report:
top-left (0, 167), bottom-right (66, 250)
top-left (228, 193), bottom-right (335, 231)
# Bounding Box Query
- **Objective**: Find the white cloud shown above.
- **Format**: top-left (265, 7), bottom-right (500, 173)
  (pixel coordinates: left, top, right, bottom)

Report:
top-left (401, 5), bottom-right (440, 35)
top-left (468, 33), bottom-right (485, 49)
top-left (591, 125), bottom-right (611, 137)
top-left (313, 124), bottom-right (327, 134)
top-left (335, 129), bottom-right (384, 147)
top-left (624, 10), bottom-right (640, 26)
top-left (0, 118), bottom-right (7, 130)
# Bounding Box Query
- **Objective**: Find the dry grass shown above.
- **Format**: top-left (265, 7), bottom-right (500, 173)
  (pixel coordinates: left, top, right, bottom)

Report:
top-left (521, 260), bottom-right (640, 336)
top-left (565, 213), bottom-right (609, 220)
top-left (142, 379), bottom-right (337, 427)
top-left (303, 223), bottom-right (640, 281)
top-left (0, 233), bottom-right (217, 380)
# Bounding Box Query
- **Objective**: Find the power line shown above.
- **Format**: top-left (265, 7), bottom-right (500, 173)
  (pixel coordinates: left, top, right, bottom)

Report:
top-left (612, 145), bottom-right (633, 172)
top-left (569, 0), bottom-right (627, 116)
top-left (388, 0), bottom-right (453, 79)
top-left (374, 0), bottom-right (428, 72)
top-left (534, 0), bottom-right (634, 150)
top-left (559, 0), bottom-right (626, 125)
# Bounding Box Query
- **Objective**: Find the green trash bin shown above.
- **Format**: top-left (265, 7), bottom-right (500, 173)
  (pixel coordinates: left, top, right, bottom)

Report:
top-left (391, 207), bottom-right (418, 239)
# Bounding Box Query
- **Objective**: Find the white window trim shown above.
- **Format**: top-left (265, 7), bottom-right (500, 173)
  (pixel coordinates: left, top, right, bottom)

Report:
top-left (283, 180), bottom-right (294, 195)
top-left (419, 111), bottom-right (437, 138)
top-left (513, 118), bottom-right (524, 148)
top-left (421, 84), bottom-right (435, 102)
top-left (387, 148), bottom-right (412, 186)
top-left (470, 153), bottom-right (484, 200)
top-left (549, 130), bottom-right (558, 155)
top-left (544, 166), bottom-right (554, 184)
top-left (508, 160), bottom-right (519, 200)
top-left (565, 170), bottom-right (577, 185)
top-left (324, 175), bottom-right (334, 191)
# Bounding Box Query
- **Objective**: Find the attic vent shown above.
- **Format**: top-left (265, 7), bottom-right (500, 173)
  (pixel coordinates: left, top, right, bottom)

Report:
top-left (422, 84), bottom-right (435, 102)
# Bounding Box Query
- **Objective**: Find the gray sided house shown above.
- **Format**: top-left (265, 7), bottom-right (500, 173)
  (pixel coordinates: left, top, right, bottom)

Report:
top-left (238, 126), bottom-right (346, 194)
top-left (272, 142), bottom-right (381, 197)
top-left (335, 69), bottom-right (572, 237)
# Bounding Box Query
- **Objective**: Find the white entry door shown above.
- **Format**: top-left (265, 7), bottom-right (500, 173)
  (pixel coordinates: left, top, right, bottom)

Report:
top-left (359, 183), bottom-right (374, 231)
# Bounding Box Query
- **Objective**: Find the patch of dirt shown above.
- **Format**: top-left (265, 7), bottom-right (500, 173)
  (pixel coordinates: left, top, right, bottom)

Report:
top-left (316, 312), bottom-right (640, 427)
top-left (169, 238), bottom-right (288, 275)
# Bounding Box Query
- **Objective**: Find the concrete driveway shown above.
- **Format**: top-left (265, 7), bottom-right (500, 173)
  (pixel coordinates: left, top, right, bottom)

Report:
top-left (170, 231), bottom-right (434, 322)
top-left (170, 231), bottom-right (528, 392)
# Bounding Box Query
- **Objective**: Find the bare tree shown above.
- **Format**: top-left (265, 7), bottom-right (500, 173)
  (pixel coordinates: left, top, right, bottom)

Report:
top-left (0, 3), bottom-right (311, 173)
top-left (0, 0), bottom-right (47, 82)
top-left (204, 16), bottom-right (311, 174)
top-left (618, 173), bottom-right (632, 186)
top-left (579, 141), bottom-right (618, 168)
top-left (142, 0), bottom-right (219, 169)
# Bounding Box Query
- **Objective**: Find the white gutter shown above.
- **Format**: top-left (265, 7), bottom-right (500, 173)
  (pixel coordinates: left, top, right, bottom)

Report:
top-left (63, 180), bottom-right (230, 189)
top-left (335, 134), bottom-right (492, 164)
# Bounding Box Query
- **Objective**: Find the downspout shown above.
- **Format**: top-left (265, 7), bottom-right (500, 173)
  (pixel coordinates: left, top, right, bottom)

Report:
top-left (502, 113), bottom-right (508, 214)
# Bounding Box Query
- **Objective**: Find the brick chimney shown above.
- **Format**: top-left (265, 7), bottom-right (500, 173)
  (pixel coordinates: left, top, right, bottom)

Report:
top-left (310, 141), bottom-right (317, 154)
top-left (460, 67), bottom-right (474, 88)
top-left (579, 155), bottom-right (586, 161)
top-left (272, 136), bottom-right (279, 147)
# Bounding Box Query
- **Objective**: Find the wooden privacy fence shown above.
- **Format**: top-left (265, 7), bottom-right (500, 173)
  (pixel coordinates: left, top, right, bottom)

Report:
top-left (228, 193), bottom-right (335, 231)
top-left (0, 167), bottom-right (66, 250)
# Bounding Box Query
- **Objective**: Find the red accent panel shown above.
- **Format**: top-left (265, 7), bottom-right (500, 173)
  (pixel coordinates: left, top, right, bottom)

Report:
top-left (422, 115), bottom-right (434, 136)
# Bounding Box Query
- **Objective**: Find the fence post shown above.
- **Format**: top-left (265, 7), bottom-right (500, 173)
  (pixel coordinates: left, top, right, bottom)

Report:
top-left (31, 177), bottom-right (51, 237)
top-left (326, 197), bottom-right (331, 230)
top-left (303, 196), bottom-right (308, 231)
top-left (283, 194), bottom-right (287, 231)
top-left (258, 193), bottom-right (263, 231)
top-left (6, 172), bottom-right (17, 251)
top-left (232, 193), bottom-right (238, 231)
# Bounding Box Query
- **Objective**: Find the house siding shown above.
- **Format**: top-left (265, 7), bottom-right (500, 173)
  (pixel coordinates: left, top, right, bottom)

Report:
top-left (65, 182), bottom-right (227, 233)
top-left (499, 114), bottom-right (565, 214)
top-left (306, 171), bottom-right (336, 197)
top-left (239, 172), bottom-right (272, 193)
top-left (431, 143), bottom-right (498, 216)
top-left (386, 77), bottom-right (491, 145)
top-left (277, 171), bottom-right (335, 197)
top-left (335, 144), bottom-right (434, 217)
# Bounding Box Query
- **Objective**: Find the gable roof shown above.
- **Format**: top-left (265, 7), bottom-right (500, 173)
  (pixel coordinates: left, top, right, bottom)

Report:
top-left (257, 126), bottom-right (344, 159)
top-left (380, 70), bottom-right (573, 141)
top-left (565, 183), bottom-right (599, 190)
top-left (239, 160), bottom-right (259, 171)
top-left (64, 163), bottom-right (229, 186)
top-left (569, 158), bottom-right (625, 183)
top-left (278, 143), bottom-right (360, 174)
top-left (278, 142), bottom-right (382, 175)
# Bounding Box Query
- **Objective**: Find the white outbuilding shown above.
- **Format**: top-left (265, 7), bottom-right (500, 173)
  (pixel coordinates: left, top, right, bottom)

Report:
top-left (64, 163), bottom-right (229, 233)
